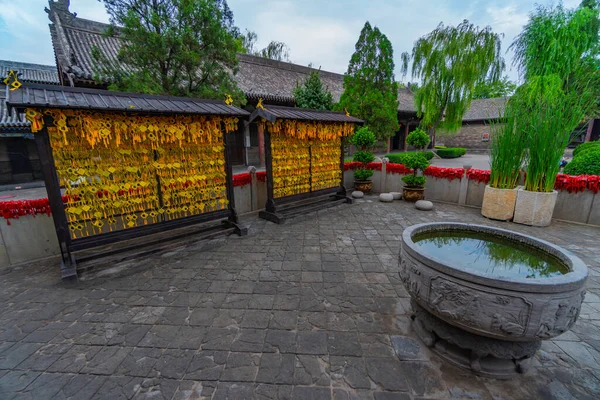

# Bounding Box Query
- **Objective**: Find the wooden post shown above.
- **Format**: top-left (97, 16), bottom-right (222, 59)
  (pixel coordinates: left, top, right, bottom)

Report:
top-left (585, 119), bottom-right (595, 143)
top-left (222, 120), bottom-right (247, 236)
top-left (458, 164), bottom-right (471, 206)
top-left (263, 126), bottom-right (276, 212)
top-left (404, 123), bottom-right (409, 151)
top-left (248, 166), bottom-right (258, 211)
top-left (35, 117), bottom-right (77, 279)
top-left (258, 123), bottom-right (266, 167)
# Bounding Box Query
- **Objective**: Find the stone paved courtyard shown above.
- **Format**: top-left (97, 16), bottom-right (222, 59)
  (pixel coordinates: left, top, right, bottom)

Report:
top-left (1, 199), bottom-right (600, 399)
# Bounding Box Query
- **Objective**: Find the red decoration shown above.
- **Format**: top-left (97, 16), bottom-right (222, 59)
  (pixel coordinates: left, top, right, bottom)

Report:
top-left (232, 173), bottom-right (252, 187)
top-left (554, 174), bottom-right (600, 194)
top-left (387, 163), bottom-right (413, 175)
top-left (343, 162), bottom-right (363, 171)
top-left (256, 171), bottom-right (267, 182)
top-left (466, 169), bottom-right (491, 184)
top-left (424, 166), bottom-right (464, 181)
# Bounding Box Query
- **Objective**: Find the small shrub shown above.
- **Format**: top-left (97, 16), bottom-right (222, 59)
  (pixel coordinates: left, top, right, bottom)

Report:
top-left (406, 128), bottom-right (431, 150)
top-left (434, 145), bottom-right (447, 149)
top-left (386, 151), bottom-right (434, 164)
top-left (403, 153), bottom-right (430, 171)
top-left (563, 151), bottom-right (600, 176)
top-left (437, 148), bottom-right (467, 158)
top-left (573, 141), bottom-right (600, 158)
top-left (350, 126), bottom-right (377, 150)
top-left (353, 151), bottom-right (375, 163)
top-left (354, 169), bottom-right (374, 181)
top-left (402, 175), bottom-right (426, 188)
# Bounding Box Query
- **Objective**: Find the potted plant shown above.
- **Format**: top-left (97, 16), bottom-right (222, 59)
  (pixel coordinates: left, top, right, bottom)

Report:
top-left (401, 153), bottom-right (429, 201)
top-left (481, 104), bottom-right (527, 221)
top-left (350, 126), bottom-right (377, 193)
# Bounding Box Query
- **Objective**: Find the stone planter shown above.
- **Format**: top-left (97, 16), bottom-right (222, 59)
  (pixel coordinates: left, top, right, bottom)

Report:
top-left (354, 180), bottom-right (372, 194)
top-left (481, 185), bottom-right (518, 221)
top-left (513, 189), bottom-right (558, 227)
top-left (403, 187), bottom-right (425, 202)
top-left (400, 222), bottom-right (588, 378)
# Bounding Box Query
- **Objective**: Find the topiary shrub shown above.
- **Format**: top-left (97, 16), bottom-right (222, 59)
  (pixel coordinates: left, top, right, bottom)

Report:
top-left (573, 141), bottom-right (600, 158)
top-left (354, 168), bottom-right (374, 181)
top-left (437, 148), bottom-right (467, 158)
top-left (406, 128), bottom-right (431, 150)
top-left (353, 151), bottom-right (375, 164)
top-left (434, 145), bottom-right (447, 149)
top-left (563, 151), bottom-right (600, 176)
top-left (386, 151), bottom-right (434, 164)
top-left (401, 153), bottom-right (429, 188)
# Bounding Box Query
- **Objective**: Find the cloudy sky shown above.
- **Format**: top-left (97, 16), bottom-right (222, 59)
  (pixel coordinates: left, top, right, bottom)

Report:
top-left (0, 0), bottom-right (584, 83)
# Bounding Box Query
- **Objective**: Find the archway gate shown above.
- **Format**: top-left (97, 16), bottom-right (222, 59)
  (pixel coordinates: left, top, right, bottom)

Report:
top-left (8, 84), bottom-right (249, 279)
top-left (249, 105), bottom-right (363, 223)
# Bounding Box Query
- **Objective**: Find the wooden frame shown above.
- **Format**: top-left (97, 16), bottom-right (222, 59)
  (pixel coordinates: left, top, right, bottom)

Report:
top-left (34, 114), bottom-right (247, 279)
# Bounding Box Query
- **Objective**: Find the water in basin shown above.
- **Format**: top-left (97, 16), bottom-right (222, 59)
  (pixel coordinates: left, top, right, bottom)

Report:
top-left (412, 230), bottom-right (568, 279)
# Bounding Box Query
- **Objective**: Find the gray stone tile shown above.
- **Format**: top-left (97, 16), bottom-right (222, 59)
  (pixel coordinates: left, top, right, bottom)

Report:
top-left (115, 347), bottom-right (162, 377)
top-left (0, 370), bottom-right (41, 396)
top-left (264, 330), bottom-right (297, 353)
top-left (256, 353), bottom-right (295, 384)
top-left (293, 386), bottom-right (331, 400)
top-left (93, 376), bottom-right (142, 400)
top-left (220, 352), bottom-right (260, 382)
top-left (365, 357), bottom-right (409, 391)
top-left (52, 374), bottom-right (107, 400)
top-left (241, 310), bottom-right (271, 328)
top-left (185, 350), bottom-right (228, 381)
top-left (231, 328), bottom-right (267, 352)
top-left (80, 346), bottom-right (132, 375)
top-left (13, 372), bottom-right (72, 400)
top-left (212, 382), bottom-right (254, 400)
top-left (294, 355), bottom-right (330, 386)
top-left (151, 349), bottom-right (194, 379)
top-left (330, 356), bottom-right (372, 389)
top-left (0, 342), bottom-right (42, 369)
top-left (297, 331), bottom-right (328, 355)
top-left (328, 332), bottom-right (363, 356)
top-left (254, 384), bottom-right (293, 400)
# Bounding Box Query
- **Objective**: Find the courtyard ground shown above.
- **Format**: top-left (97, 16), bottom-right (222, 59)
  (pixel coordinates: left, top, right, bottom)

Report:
top-left (0, 199), bottom-right (599, 399)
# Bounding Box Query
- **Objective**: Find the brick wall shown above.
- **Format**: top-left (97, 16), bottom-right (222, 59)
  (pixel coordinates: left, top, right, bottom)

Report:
top-left (438, 122), bottom-right (499, 151)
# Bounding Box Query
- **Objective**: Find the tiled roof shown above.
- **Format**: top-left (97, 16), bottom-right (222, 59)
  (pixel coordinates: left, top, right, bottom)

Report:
top-left (1, 60), bottom-right (60, 130)
top-left (249, 105), bottom-right (363, 124)
top-left (46, 0), bottom-right (417, 113)
top-left (463, 97), bottom-right (507, 121)
top-left (8, 84), bottom-right (249, 117)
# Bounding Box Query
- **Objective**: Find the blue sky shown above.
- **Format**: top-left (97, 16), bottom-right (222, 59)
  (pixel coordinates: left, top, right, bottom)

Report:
top-left (0, 0), bottom-right (584, 83)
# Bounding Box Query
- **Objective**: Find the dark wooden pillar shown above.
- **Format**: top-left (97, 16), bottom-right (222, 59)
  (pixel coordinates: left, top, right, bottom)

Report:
top-left (258, 123), bottom-right (265, 167)
top-left (263, 127), bottom-right (275, 212)
top-left (585, 119), bottom-right (595, 143)
top-left (403, 123), bottom-right (410, 151)
top-left (35, 116), bottom-right (77, 279)
top-left (222, 121), bottom-right (246, 236)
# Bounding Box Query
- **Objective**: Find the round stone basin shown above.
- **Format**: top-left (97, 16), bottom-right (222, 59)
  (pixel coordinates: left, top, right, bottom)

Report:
top-left (400, 223), bottom-right (588, 342)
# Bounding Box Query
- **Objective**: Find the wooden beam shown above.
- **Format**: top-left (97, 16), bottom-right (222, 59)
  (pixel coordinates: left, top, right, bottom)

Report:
top-left (585, 119), bottom-right (595, 142)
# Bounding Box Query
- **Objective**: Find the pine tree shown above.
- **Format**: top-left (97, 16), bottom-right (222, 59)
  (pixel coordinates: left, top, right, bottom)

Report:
top-left (94, 0), bottom-right (245, 104)
top-left (401, 20), bottom-right (504, 145)
top-left (292, 71), bottom-right (333, 110)
top-left (337, 22), bottom-right (399, 140)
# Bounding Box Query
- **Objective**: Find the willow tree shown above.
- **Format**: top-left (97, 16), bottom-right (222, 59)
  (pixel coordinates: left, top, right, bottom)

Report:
top-left (401, 20), bottom-right (504, 145)
top-left (338, 22), bottom-right (399, 140)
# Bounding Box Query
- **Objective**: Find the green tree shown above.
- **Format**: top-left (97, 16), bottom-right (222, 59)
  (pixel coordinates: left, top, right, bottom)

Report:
top-left (337, 22), bottom-right (399, 140)
top-left (94, 0), bottom-right (245, 104)
top-left (473, 76), bottom-right (517, 99)
top-left (238, 30), bottom-right (291, 62)
top-left (401, 20), bottom-right (504, 145)
top-left (292, 71), bottom-right (333, 110)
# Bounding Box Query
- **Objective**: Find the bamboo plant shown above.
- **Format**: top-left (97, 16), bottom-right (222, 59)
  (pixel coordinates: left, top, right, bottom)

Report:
top-left (488, 104), bottom-right (527, 189)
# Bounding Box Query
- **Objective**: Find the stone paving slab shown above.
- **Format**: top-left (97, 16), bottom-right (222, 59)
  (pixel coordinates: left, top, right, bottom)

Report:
top-left (1, 198), bottom-right (600, 399)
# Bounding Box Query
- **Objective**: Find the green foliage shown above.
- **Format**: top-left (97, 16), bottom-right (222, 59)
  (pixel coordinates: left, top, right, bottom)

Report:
top-left (473, 76), bottom-right (517, 99)
top-left (354, 169), bottom-right (374, 181)
top-left (337, 22), bottom-right (399, 139)
top-left (406, 128), bottom-right (431, 150)
top-left (95, 0), bottom-right (245, 104)
top-left (402, 175), bottom-right (426, 188)
top-left (436, 148), bottom-right (466, 158)
top-left (563, 151), bottom-right (600, 175)
top-left (401, 20), bottom-right (504, 139)
top-left (489, 104), bottom-right (527, 189)
top-left (509, 2), bottom-right (600, 192)
top-left (434, 145), bottom-right (447, 149)
top-left (352, 151), bottom-right (375, 164)
top-left (293, 72), bottom-right (334, 110)
top-left (349, 126), bottom-right (377, 150)
top-left (402, 153), bottom-right (430, 171)
top-left (386, 151), bottom-right (433, 164)
top-left (573, 141), bottom-right (600, 157)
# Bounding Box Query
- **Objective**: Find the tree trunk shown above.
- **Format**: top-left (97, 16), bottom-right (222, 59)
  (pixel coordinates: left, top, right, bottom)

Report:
top-left (428, 126), bottom-right (436, 148)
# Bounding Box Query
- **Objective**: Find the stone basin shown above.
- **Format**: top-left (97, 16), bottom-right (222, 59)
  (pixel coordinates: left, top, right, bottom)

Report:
top-left (399, 222), bottom-right (588, 377)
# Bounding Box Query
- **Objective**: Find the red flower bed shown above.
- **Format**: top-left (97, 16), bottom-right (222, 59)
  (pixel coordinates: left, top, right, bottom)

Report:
top-left (343, 162), bottom-right (362, 171)
top-left (554, 174), bottom-right (600, 194)
top-left (232, 173), bottom-right (252, 187)
top-left (365, 162), bottom-right (382, 171)
top-left (386, 163), bottom-right (412, 175)
top-left (256, 171), bottom-right (267, 182)
top-left (424, 166), bottom-right (464, 181)
top-left (0, 198), bottom-right (52, 224)
top-left (466, 169), bottom-right (491, 184)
